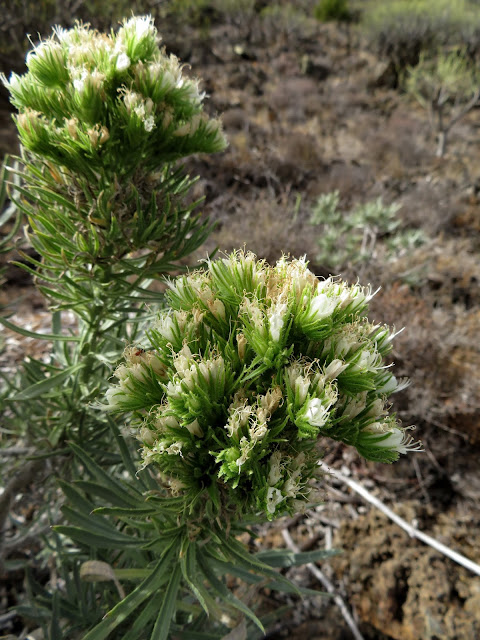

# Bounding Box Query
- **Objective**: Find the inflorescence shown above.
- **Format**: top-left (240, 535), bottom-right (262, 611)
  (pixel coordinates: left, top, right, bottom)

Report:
top-left (2, 16), bottom-right (226, 177)
top-left (106, 252), bottom-right (421, 524)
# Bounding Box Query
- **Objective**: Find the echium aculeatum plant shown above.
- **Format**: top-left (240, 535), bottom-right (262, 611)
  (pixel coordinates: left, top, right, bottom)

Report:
top-left (0, 17), bottom-right (226, 452)
top-left (1, 16), bottom-right (227, 314)
top-left (107, 251), bottom-right (421, 525)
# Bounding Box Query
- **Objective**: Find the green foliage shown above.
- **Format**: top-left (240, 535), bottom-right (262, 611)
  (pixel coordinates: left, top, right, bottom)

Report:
top-left (24, 433), bottom-right (333, 639)
top-left (310, 191), bottom-right (425, 271)
top-left (405, 48), bottom-right (480, 156)
top-left (314, 0), bottom-right (351, 23)
top-left (362, 0), bottom-right (480, 69)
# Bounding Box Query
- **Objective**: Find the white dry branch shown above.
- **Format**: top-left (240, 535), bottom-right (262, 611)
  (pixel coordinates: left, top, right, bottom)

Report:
top-left (281, 528), bottom-right (365, 640)
top-left (321, 463), bottom-right (480, 578)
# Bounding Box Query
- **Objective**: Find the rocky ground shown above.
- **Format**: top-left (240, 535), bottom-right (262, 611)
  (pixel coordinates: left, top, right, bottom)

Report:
top-left (1, 6), bottom-right (480, 640)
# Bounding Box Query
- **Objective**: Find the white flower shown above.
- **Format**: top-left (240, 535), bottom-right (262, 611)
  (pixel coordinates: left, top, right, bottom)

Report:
top-left (197, 356), bottom-right (225, 386)
top-left (276, 255), bottom-right (317, 301)
top-left (73, 75), bottom-right (86, 92)
top-left (139, 426), bottom-right (156, 445)
top-left (123, 90), bottom-right (141, 113)
top-left (225, 401), bottom-right (251, 438)
top-left (323, 359), bottom-right (348, 380)
top-left (268, 301), bottom-right (288, 342)
top-left (105, 387), bottom-right (124, 409)
top-left (156, 310), bottom-right (188, 343)
top-left (185, 419), bottom-right (203, 437)
top-left (365, 427), bottom-right (423, 454)
top-left (166, 441), bottom-right (183, 455)
top-left (307, 293), bottom-right (337, 322)
top-left (296, 375), bottom-right (310, 405)
top-left (144, 115), bottom-right (155, 132)
top-left (249, 418), bottom-right (267, 443)
top-left (305, 398), bottom-right (329, 427)
top-left (283, 469), bottom-right (301, 498)
top-left (173, 121), bottom-right (191, 137)
top-left (128, 15), bottom-right (155, 40)
top-left (208, 298), bottom-right (226, 319)
top-left (352, 349), bottom-right (381, 373)
top-left (266, 487), bottom-right (284, 514)
top-left (173, 344), bottom-right (194, 375)
top-left (268, 451), bottom-right (283, 486)
top-left (236, 437), bottom-right (253, 467)
top-left (378, 374), bottom-right (409, 394)
top-left (367, 398), bottom-right (386, 419)
top-left (156, 314), bottom-right (176, 343)
top-left (237, 333), bottom-right (247, 361)
top-left (260, 387), bottom-right (283, 414)
top-left (155, 414), bottom-right (179, 431)
top-left (342, 391), bottom-right (368, 420)
top-left (239, 297), bottom-right (265, 332)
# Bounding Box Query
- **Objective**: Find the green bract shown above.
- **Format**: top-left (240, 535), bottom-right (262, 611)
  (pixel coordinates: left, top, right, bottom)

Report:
top-left (2, 15), bottom-right (226, 179)
top-left (106, 252), bottom-right (421, 525)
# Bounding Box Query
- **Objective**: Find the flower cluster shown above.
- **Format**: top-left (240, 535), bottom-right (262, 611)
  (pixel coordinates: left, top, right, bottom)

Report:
top-left (2, 16), bottom-right (226, 177)
top-left (106, 252), bottom-right (421, 523)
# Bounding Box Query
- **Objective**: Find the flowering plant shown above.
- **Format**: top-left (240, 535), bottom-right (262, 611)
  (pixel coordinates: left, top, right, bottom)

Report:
top-left (1, 15), bottom-right (422, 640)
top-left (107, 251), bottom-right (420, 526)
top-left (5, 15), bottom-right (225, 178)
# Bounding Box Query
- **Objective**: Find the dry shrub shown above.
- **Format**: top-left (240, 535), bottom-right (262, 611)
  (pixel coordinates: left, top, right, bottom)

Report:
top-left (386, 237), bottom-right (480, 307)
top-left (308, 161), bottom-right (375, 204)
top-left (391, 176), bottom-right (461, 234)
top-left (370, 237), bottom-right (480, 443)
top-left (362, 107), bottom-right (430, 177)
top-left (205, 191), bottom-right (317, 265)
top-left (266, 76), bottom-right (321, 122)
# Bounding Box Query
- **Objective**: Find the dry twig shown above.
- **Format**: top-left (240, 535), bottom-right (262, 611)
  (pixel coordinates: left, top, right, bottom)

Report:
top-left (281, 528), bottom-right (365, 640)
top-left (322, 463), bottom-right (480, 578)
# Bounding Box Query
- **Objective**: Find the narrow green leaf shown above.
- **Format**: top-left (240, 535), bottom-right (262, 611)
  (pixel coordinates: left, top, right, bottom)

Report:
top-left (69, 443), bottom-right (141, 507)
top-left (255, 548), bottom-right (339, 568)
top-left (60, 506), bottom-right (141, 544)
top-left (11, 363), bottom-right (84, 400)
top-left (74, 481), bottom-right (139, 509)
top-left (107, 416), bottom-right (142, 482)
top-left (92, 505), bottom-right (156, 517)
top-left (37, 285), bottom-right (77, 303)
top-left (220, 535), bottom-right (289, 583)
top-left (120, 593), bottom-right (159, 640)
top-left (58, 480), bottom-right (95, 514)
top-left (53, 525), bottom-right (143, 549)
top-left (209, 559), bottom-right (329, 598)
top-left (197, 555), bottom-right (264, 633)
top-left (49, 591), bottom-right (62, 640)
top-left (180, 539), bottom-right (210, 615)
top-left (0, 315), bottom-right (80, 342)
top-left (113, 569), bottom-right (151, 581)
top-left (82, 539), bottom-right (178, 640)
top-left (173, 632), bottom-right (225, 640)
top-left (150, 564), bottom-right (182, 640)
